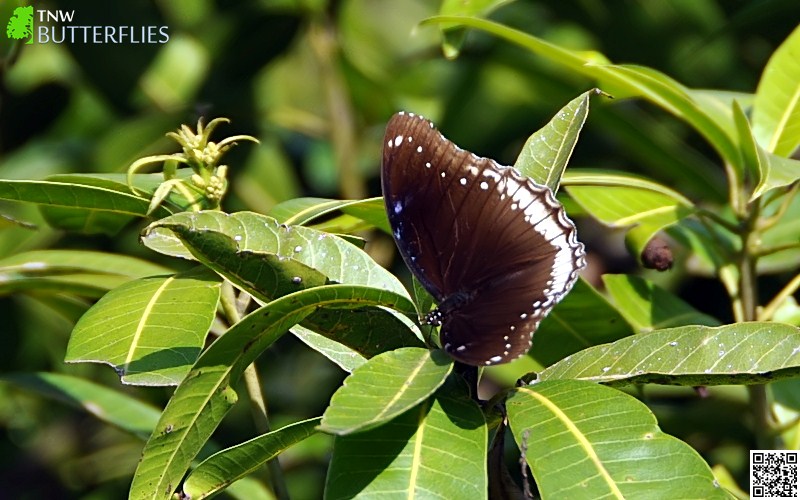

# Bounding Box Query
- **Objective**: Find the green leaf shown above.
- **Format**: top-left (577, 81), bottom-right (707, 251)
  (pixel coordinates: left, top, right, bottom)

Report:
top-left (269, 196), bottom-right (389, 234)
top-left (753, 24), bottom-right (800, 157)
top-left (340, 198), bottom-right (391, 234)
top-left (438, 0), bottom-right (511, 59)
top-left (732, 99), bottom-right (763, 197)
top-left (292, 325), bottom-right (367, 372)
top-left (563, 171), bottom-right (695, 255)
top-left (325, 375), bottom-right (486, 498)
top-left (422, 16), bottom-right (740, 168)
top-left (530, 278), bottom-right (634, 367)
top-left (752, 153), bottom-right (800, 200)
top-left (602, 64), bottom-right (739, 165)
top-left (143, 211), bottom-right (422, 359)
top-left (603, 274), bottom-right (721, 331)
top-left (758, 191), bottom-right (800, 274)
top-left (0, 372), bottom-right (160, 440)
top-left (507, 380), bottom-right (727, 499)
top-left (539, 322), bottom-right (800, 386)
top-left (514, 89), bottom-right (597, 193)
top-left (65, 267), bottom-right (222, 386)
top-left (13, 172), bottom-right (207, 234)
top-left (0, 178), bottom-right (171, 235)
top-left (0, 272), bottom-right (137, 298)
top-left (0, 249), bottom-right (170, 277)
top-left (130, 284), bottom-right (412, 500)
top-left (182, 418), bottom-right (321, 499)
top-left (142, 211), bottom-right (407, 296)
top-left (320, 348), bottom-right (452, 435)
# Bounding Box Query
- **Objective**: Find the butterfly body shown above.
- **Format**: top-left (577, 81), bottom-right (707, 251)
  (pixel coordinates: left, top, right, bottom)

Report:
top-left (382, 111), bottom-right (585, 366)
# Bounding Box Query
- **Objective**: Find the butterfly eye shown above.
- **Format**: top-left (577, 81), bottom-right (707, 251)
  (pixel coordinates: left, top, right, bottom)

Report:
top-left (381, 111), bottom-right (585, 366)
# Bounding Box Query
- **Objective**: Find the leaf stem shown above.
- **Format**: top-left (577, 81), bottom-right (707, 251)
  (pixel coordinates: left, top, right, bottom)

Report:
top-left (756, 242), bottom-right (800, 257)
top-left (759, 273), bottom-right (800, 321)
top-left (696, 208), bottom-right (740, 234)
top-left (759, 181), bottom-right (800, 231)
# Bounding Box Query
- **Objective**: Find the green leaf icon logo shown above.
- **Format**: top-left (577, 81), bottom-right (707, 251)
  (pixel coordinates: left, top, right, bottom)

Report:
top-left (6, 6), bottom-right (34, 44)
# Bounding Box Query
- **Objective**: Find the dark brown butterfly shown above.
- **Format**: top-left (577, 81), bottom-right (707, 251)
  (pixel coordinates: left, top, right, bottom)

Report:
top-left (381, 111), bottom-right (585, 366)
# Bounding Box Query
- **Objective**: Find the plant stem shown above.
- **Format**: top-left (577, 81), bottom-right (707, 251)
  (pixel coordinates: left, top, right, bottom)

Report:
top-left (309, 19), bottom-right (364, 200)
top-left (219, 282), bottom-right (290, 499)
top-left (243, 365), bottom-right (290, 500)
top-left (737, 202), bottom-right (776, 448)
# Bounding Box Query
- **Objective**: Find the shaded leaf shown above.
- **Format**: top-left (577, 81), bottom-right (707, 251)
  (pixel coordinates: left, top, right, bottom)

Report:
top-left (539, 322), bottom-right (800, 386)
top-left (0, 272), bottom-right (139, 299)
top-left (0, 179), bottom-right (163, 235)
top-left (320, 348), bottom-right (452, 435)
top-left (507, 380), bottom-right (727, 499)
top-left (732, 99), bottom-right (762, 196)
top-left (530, 278), bottom-right (634, 367)
top-left (666, 218), bottom-right (740, 293)
top-left (0, 372), bottom-right (160, 440)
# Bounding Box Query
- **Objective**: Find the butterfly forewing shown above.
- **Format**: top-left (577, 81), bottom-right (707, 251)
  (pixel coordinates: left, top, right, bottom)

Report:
top-left (382, 111), bottom-right (585, 366)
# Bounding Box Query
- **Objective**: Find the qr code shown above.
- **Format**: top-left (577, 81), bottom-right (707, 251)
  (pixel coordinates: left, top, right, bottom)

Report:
top-left (751, 450), bottom-right (799, 498)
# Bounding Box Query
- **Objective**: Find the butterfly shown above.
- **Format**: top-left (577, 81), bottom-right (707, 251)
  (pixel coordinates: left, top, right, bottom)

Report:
top-left (381, 111), bottom-right (585, 366)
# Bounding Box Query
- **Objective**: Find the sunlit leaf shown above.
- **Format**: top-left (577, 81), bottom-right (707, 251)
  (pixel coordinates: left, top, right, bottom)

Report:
top-left (514, 88), bottom-right (598, 193)
top-left (603, 274), bottom-right (721, 331)
top-left (182, 418), bottom-right (321, 499)
top-left (422, 16), bottom-right (740, 168)
top-left (130, 284), bottom-right (412, 500)
top-left (753, 24), bottom-right (800, 157)
top-left (325, 375), bottom-right (486, 498)
top-left (507, 380), bottom-right (727, 499)
top-left (142, 211), bottom-right (422, 359)
top-left (320, 348), bottom-right (452, 435)
top-left (65, 267), bottom-right (222, 386)
top-left (563, 171), bottom-right (695, 255)
top-left (539, 322), bottom-right (800, 386)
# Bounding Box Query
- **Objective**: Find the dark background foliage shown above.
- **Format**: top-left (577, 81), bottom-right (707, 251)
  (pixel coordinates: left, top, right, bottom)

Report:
top-left (0, 0), bottom-right (797, 497)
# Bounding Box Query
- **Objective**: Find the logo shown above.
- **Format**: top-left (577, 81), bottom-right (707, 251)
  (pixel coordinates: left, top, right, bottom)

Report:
top-left (6, 6), bottom-right (34, 45)
top-left (4, 7), bottom-right (169, 45)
